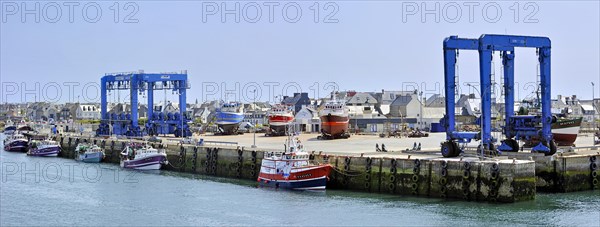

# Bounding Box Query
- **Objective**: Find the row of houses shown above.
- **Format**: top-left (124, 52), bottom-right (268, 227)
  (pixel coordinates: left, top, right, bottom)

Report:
top-left (250, 91), bottom-right (600, 133)
top-left (2, 92), bottom-right (598, 133)
top-left (0, 102), bottom-right (101, 122)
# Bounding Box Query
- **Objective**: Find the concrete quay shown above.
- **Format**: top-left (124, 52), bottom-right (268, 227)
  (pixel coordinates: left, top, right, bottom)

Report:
top-left (52, 133), bottom-right (599, 203)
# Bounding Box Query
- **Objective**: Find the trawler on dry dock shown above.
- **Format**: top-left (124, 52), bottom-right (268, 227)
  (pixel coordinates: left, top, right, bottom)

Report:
top-left (318, 92), bottom-right (350, 139)
top-left (266, 104), bottom-right (295, 136)
top-left (215, 102), bottom-right (245, 135)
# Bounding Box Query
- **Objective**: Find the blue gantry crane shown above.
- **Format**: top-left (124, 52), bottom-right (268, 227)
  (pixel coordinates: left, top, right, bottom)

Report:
top-left (442, 34), bottom-right (556, 157)
top-left (96, 70), bottom-right (192, 137)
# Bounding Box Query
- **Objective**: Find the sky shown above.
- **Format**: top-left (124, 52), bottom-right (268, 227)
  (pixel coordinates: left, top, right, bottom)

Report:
top-left (1, 0), bottom-right (599, 104)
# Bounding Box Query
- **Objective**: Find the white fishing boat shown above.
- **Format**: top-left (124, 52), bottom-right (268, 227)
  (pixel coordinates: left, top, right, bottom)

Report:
top-left (120, 142), bottom-right (168, 170)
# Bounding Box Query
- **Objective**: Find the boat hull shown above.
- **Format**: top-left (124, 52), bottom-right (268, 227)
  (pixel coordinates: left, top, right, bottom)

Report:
top-left (3, 130), bottom-right (15, 135)
top-left (268, 115), bottom-right (294, 126)
top-left (258, 165), bottom-right (332, 190)
top-left (552, 126), bottom-right (579, 146)
top-left (121, 154), bottom-right (167, 170)
top-left (268, 125), bottom-right (289, 136)
top-left (259, 176), bottom-right (328, 190)
top-left (216, 112), bottom-right (244, 135)
top-left (216, 123), bottom-right (241, 135)
top-left (4, 140), bottom-right (29, 152)
top-left (3, 126), bottom-right (16, 134)
top-left (319, 114), bottom-right (349, 138)
top-left (268, 115), bottom-right (294, 136)
top-left (77, 152), bottom-right (105, 163)
top-left (523, 118), bottom-right (582, 146)
top-left (27, 146), bottom-right (60, 157)
top-left (551, 118), bottom-right (582, 146)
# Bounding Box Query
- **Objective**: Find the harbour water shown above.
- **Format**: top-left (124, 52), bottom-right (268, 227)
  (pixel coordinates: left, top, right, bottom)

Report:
top-left (1, 136), bottom-right (599, 226)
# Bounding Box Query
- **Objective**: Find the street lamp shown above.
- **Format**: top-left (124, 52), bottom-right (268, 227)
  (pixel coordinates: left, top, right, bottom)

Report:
top-left (419, 91), bottom-right (423, 130)
top-left (467, 83), bottom-right (485, 157)
top-left (592, 82), bottom-right (596, 145)
top-left (251, 89), bottom-right (257, 148)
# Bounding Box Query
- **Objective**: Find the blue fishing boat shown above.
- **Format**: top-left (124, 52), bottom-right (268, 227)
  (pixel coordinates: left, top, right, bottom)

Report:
top-left (3, 125), bottom-right (16, 135)
top-left (75, 143), bottom-right (105, 163)
top-left (27, 140), bottom-right (61, 157)
top-left (3, 133), bottom-right (29, 152)
top-left (215, 102), bottom-right (244, 135)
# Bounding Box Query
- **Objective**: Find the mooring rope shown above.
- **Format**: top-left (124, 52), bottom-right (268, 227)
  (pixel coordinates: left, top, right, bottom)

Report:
top-left (166, 156), bottom-right (183, 169)
top-left (331, 166), bottom-right (365, 177)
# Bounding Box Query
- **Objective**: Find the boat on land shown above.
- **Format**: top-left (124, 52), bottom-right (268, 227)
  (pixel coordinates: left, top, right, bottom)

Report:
top-left (75, 143), bottom-right (105, 163)
top-left (523, 117), bottom-right (583, 147)
top-left (120, 142), bottom-right (168, 170)
top-left (319, 93), bottom-right (350, 139)
top-left (257, 129), bottom-right (332, 190)
top-left (27, 140), bottom-right (61, 157)
top-left (551, 117), bottom-right (583, 146)
top-left (267, 104), bottom-right (294, 136)
top-left (3, 133), bottom-right (29, 152)
top-left (215, 102), bottom-right (244, 135)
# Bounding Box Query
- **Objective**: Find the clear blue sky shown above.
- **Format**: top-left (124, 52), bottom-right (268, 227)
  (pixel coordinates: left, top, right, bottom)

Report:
top-left (1, 1), bottom-right (599, 104)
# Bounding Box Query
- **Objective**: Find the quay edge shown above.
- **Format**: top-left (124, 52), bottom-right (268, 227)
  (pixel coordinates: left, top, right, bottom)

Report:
top-left (55, 136), bottom-right (599, 203)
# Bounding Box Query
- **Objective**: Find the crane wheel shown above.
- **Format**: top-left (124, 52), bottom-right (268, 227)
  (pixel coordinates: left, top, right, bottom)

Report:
top-left (442, 141), bottom-right (459, 158)
top-left (502, 139), bottom-right (519, 152)
top-left (545, 140), bottom-right (557, 156)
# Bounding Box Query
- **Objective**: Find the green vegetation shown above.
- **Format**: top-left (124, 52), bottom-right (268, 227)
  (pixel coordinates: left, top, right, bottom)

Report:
top-left (76, 119), bottom-right (101, 124)
top-left (517, 107), bottom-right (529, 115)
top-left (138, 118), bottom-right (147, 126)
top-left (193, 118), bottom-right (203, 125)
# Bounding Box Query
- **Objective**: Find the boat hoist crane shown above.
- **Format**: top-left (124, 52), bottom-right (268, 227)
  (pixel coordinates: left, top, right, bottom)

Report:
top-left (96, 70), bottom-right (192, 138)
top-left (442, 34), bottom-right (555, 157)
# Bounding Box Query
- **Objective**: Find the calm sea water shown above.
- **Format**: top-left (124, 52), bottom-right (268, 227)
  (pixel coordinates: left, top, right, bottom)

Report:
top-left (1, 135), bottom-right (599, 226)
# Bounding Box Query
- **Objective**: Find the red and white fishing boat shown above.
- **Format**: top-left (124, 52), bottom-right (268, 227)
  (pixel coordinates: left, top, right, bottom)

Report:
top-left (523, 117), bottom-right (582, 147)
top-left (267, 104), bottom-right (294, 136)
top-left (257, 130), bottom-right (332, 190)
top-left (319, 92), bottom-right (350, 139)
top-left (551, 117), bottom-right (582, 146)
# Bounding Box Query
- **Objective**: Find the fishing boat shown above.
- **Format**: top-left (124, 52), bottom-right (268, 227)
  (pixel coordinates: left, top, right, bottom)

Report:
top-left (3, 125), bottom-right (16, 135)
top-left (257, 129), bottom-right (332, 190)
top-left (75, 143), bottom-right (105, 163)
top-left (551, 117), bottom-right (583, 146)
top-left (267, 104), bottom-right (294, 136)
top-left (522, 117), bottom-right (583, 147)
top-left (27, 140), bottom-right (61, 157)
top-left (3, 134), bottom-right (29, 152)
top-left (319, 92), bottom-right (350, 139)
top-left (519, 93), bottom-right (583, 147)
top-left (16, 125), bottom-right (34, 133)
top-left (120, 142), bottom-right (168, 170)
top-left (215, 102), bottom-right (244, 135)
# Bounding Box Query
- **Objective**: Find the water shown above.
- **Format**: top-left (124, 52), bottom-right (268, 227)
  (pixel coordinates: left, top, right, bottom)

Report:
top-left (1, 135), bottom-right (599, 226)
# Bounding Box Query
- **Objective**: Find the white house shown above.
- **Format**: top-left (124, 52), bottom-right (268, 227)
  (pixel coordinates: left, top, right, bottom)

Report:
top-left (193, 107), bottom-right (211, 123)
top-left (378, 90), bottom-right (412, 115)
top-left (295, 106), bottom-right (320, 133)
top-left (76, 104), bottom-right (101, 119)
top-left (346, 92), bottom-right (379, 119)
